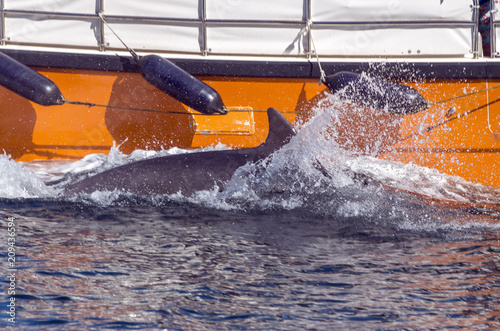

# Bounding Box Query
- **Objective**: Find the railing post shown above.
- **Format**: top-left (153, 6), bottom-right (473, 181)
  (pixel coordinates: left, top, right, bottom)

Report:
top-left (200, 0), bottom-right (207, 56)
top-left (491, 0), bottom-right (497, 57)
top-left (305, 0), bottom-right (311, 59)
top-left (97, 0), bottom-right (105, 51)
top-left (0, 0), bottom-right (4, 46)
top-left (472, 0), bottom-right (480, 58)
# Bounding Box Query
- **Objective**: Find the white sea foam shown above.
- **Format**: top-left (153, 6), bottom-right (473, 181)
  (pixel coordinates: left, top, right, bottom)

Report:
top-left (0, 154), bottom-right (55, 198)
top-left (346, 155), bottom-right (500, 205)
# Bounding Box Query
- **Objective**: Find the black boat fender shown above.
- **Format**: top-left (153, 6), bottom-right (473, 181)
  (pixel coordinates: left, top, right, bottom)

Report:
top-left (0, 52), bottom-right (64, 106)
top-left (138, 55), bottom-right (227, 115)
top-left (323, 71), bottom-right (429, 115)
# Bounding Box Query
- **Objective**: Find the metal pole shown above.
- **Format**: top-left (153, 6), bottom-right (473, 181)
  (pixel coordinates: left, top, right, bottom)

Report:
top-left (491, 0), bottom-right (497, 57)
top-left (473, 0), bottom-right (480, 58)
top-left (97, 0), bottom-right (105, 51)
top-left (0, 0), bottom-right (4, 46)
top-left (200, 0), bottom-right (207, 56)
top-left (305, 0), bottom-right (311, 58)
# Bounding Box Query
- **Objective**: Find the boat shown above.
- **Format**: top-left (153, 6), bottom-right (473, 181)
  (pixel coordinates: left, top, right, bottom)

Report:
top-left (0, 0), bottom-right (499, 190)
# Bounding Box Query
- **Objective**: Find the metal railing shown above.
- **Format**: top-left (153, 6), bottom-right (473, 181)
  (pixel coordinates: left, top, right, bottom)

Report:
top-left (489, 0), bottom-right (499, 57)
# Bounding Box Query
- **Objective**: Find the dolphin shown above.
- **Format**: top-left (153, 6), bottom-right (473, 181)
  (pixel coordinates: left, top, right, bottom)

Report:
top-left (64, 108), bottom-right (296, 196)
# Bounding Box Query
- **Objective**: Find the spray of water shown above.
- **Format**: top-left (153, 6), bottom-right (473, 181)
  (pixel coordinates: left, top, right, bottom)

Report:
top-left (0, 153), bottom-right (55, 198)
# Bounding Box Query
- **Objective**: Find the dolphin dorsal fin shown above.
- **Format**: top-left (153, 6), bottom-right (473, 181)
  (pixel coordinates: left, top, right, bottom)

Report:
top-left (258, 108), bottom-right (296, 154)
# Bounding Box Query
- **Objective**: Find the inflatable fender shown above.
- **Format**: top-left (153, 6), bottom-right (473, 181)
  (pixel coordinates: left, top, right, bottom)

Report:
top-left (0, 52), bottom-right (64, 106)
top-left (138, 55), bottom-right (227, 115)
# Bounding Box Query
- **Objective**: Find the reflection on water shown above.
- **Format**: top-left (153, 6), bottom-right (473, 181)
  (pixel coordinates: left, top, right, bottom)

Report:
top-left (1, 198), bottom-right (500, 330)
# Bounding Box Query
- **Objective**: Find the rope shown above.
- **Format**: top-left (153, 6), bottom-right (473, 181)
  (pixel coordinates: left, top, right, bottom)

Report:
top-left (63, 99), bottom-right (306, 114)
top-left (401, 96), bottom-right (500, 141)
top-left (401, 108), bottom-right (475, 141)
top-left (64, 82), bottom-right (500, 118)
top-left (399, 83), bottom-right (500, 140)
top-left (99, 12), bottom-right (139, 62)
top-left (64, 99), bottom-right (200, 115)
top-left (300, 20), bottom-right (326, 85)
top-left (429, 83), bottom-right (500, 106)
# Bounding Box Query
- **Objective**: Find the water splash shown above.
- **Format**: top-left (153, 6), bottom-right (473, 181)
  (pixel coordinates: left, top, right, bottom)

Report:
top-left (0, 153), bottom-right (55, 198)
top-left (347, 156), bottom-right (500, 205)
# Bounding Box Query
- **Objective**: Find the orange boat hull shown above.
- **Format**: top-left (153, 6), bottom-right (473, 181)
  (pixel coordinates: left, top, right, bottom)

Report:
top-left (1, 68), bottom-right (499, 189)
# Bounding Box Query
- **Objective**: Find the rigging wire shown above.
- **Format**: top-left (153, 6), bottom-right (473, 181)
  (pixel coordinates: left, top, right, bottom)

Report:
top-left (428, 83), bottom-right (500, 106)
top-left (63, 83), bottom-right (500, 118)
top-left (99, 12), bottom-right (139, 62)
top-left (401, 88), bottom-right (500, 141)
top-left (400, 102), bottom-right (491, 141)
top-left (63, 99), bottom-right (305, 115)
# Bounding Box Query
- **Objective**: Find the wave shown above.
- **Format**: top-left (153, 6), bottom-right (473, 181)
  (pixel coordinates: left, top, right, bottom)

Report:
top-left (0, 154), bottom-right (55, 198)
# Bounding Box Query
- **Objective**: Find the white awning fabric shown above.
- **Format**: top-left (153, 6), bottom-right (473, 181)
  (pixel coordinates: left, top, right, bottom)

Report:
top-left (312, 0), bottom-right (475, 22)
top-left (1, 0), bottom-right (478, 58)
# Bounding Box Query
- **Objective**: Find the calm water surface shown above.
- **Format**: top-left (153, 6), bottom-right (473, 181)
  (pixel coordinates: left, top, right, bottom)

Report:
top-left (1, 197), bottom-right (500, 330)
top-left (1, 104), bottom-right (500, 330)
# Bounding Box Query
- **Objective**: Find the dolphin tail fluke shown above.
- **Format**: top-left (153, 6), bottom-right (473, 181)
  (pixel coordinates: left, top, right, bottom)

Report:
top-left (259, 108), bottom-right (296, 154)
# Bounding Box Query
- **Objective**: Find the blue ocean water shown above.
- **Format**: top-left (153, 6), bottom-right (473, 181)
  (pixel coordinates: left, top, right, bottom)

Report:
top-left (1, 104), bottom-right (500, 330)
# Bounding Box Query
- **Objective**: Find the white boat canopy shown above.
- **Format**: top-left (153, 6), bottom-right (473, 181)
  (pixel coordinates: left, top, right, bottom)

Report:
top-left (0, 0), bottom-right (483, 58)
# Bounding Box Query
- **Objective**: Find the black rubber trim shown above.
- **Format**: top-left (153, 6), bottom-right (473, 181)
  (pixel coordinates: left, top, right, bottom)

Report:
top-left (2, 49), bottom-right (499, 79)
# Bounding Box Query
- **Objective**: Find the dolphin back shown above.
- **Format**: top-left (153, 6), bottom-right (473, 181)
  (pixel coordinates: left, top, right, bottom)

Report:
top-left (63, 108), bottom-right (296, 196)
